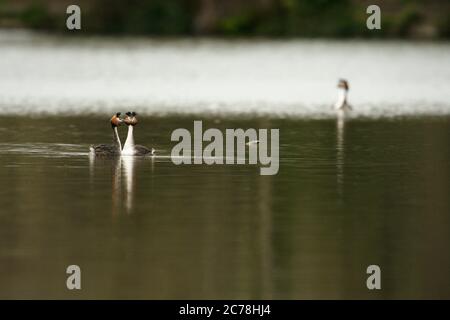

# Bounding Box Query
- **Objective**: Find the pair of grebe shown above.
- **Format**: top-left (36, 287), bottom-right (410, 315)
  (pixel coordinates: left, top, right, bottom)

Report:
top-left (90, 111), bottom-right (155, 156)
top-left (90, 80), bottom-right (350, 156)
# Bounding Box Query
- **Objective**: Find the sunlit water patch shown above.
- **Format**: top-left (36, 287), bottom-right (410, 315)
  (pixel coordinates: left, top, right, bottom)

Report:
top-left (0, 31), bottom-right (449, 118)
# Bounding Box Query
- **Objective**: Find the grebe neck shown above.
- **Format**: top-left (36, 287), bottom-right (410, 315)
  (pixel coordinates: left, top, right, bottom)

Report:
top-left (113, 126), bottom-right (122, 152)
top-left (335, 88), bottom-right (348, 109)
top-left (122, 125), bottom-right (135, 154)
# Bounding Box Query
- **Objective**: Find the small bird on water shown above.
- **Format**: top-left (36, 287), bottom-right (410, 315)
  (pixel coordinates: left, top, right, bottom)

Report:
top-left (334, 79), bottom-right (352, 112)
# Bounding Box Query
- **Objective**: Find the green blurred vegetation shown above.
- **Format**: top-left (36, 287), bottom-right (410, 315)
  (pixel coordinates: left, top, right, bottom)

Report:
top-left (86, 0), bottom-right (196, 35)
top-left (217, 0), bottom-right (356, 37)
top-left (0, 0), bottom-right (448, 38)
top-left (20, 2), bottom-right (55, 29)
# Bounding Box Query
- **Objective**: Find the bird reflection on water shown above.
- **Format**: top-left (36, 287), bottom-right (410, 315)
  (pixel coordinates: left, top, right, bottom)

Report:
top-left (336, 115), bottom-right (346, 199)
top-left (89, 154), bottom-right (154, 215)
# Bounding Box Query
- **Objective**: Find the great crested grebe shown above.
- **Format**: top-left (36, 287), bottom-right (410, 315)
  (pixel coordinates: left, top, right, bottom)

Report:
top-left (122, 111), bottom-right (155, 156)
top-left (334, 79), bottom-right (352, 112)
top-left (89, 112), bottom-right (123, 156)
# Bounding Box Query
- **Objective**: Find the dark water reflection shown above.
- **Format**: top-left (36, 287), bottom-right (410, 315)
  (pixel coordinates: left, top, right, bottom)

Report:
top-left (0, 115), bottom-right (449, 299)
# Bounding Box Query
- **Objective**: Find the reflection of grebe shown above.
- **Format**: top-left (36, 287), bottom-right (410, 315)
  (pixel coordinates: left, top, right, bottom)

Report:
top-left (122, 155), bottom-right (134, 213)
top-left (90, 113), bottom-right (123, 156)
top-left (334, 79), bottom-right (352, 112)
top-left (122, 112), bottom-right (155, 156)
top-left (336, 116), bottom-right (345, 196)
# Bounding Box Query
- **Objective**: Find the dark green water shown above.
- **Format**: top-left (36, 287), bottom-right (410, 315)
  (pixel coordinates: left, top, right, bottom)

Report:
top-left (0, 115), bottom-right (449, 299)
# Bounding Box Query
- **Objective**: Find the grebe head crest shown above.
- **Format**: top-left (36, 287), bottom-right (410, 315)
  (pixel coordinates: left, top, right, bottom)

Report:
top-left (337, 79), bottom-right (349, 90)
top-left (124, 111), bottom-right (139, 126)
top-left (110, 112), bottom-right (123, 128)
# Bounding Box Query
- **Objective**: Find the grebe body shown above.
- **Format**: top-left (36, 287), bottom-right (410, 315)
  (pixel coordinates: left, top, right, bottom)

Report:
top-left (334, 79), bottom-right (352, 112)
top-left (90, 113), bottom-right (123, 156)
top-left (122, 112), bottom-right (155, 156)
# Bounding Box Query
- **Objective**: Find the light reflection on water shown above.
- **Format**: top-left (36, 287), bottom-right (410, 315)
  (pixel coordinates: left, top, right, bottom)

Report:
top-left (0, 31), bottom-right (449, 117)
top-left (0, 115), bottom-right (449, 299)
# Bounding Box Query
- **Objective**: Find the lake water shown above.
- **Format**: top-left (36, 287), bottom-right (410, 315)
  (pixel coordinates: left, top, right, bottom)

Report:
top-left (0, 31), bottom-right (449, 299)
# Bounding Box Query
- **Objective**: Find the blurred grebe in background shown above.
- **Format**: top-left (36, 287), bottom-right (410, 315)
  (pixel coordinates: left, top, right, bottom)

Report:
top-left (334, 79), bottom-right (352, 113)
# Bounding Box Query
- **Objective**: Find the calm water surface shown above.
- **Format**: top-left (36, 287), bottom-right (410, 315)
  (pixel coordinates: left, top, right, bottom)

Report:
top-left (0, 32), bottom-right (449, 299)
top-left (0, 115), bottom-right (449, 299)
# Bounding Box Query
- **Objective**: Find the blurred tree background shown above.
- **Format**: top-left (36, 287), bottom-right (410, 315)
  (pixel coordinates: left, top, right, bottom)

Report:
top-left (0, 0), bottom-right (448, 38)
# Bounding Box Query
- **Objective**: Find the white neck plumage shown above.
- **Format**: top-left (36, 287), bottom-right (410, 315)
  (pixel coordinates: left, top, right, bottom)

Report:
top-left (113, 126), bottom-right (122, 152)
top-left (122, 125), bottom-right (135, 155)
top-left (335, 88), bottom-right (348, 110)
